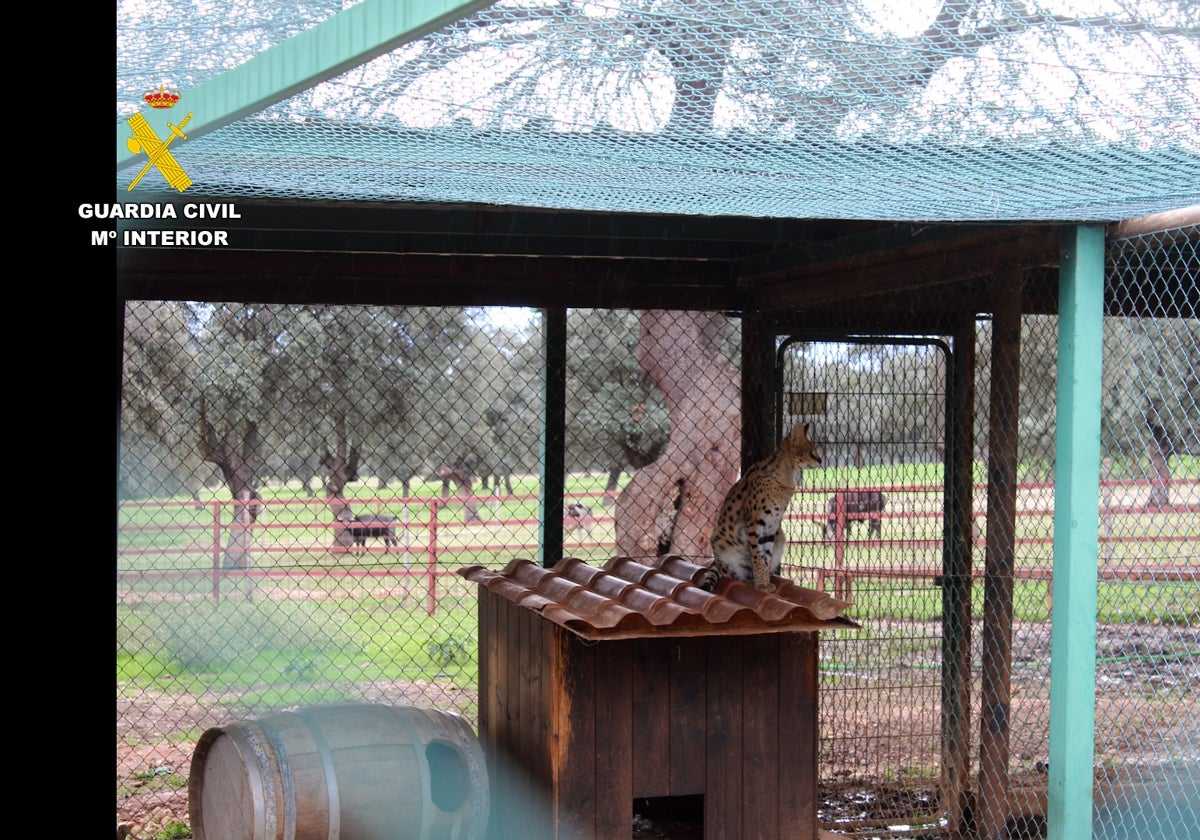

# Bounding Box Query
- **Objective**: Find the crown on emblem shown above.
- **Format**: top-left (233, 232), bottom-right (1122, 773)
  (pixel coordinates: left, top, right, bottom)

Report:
top-left (143, 84), bottom-right (181, 109)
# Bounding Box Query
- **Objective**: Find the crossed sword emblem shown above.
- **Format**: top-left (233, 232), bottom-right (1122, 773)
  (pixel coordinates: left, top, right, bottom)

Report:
top-left (125, 111), bottom-right (194, 192)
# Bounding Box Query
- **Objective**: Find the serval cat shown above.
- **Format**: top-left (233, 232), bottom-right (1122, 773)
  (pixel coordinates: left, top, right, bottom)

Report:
top-left (699, 423), bottom-right (822, 592)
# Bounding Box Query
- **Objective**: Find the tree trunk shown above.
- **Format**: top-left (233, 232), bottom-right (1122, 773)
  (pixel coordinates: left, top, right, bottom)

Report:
top-left (292, 463), bottom-right (317, 497)
top-left (656, 23), bottom-right (727, 135)
top-left (605, 465), bottom-right (623, 492)
top-left (322, 412), bottom-right (361, 547)
top-left (1146, 419), bottom-right (1173, 509)
top-left (225, 489), bottom-right (258, 572)
top-left (603, 465), bottom-right (624, 507)
top-left (615, 311), bottom-right (741, 560)
top-left (620, 436), bottom-right (664, 468)
top-left (436, 465), bottom-right (482, 523)
top-left (197, 397), bottom-right (262, 571)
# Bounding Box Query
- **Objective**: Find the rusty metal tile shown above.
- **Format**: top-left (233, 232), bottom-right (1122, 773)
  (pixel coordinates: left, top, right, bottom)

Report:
top-left (459, 556), bottom-right (859, 640)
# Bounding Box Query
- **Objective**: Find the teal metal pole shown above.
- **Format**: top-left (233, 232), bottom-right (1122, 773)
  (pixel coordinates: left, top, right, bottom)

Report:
top-left (1047, 224), bottom-right (1105, 840)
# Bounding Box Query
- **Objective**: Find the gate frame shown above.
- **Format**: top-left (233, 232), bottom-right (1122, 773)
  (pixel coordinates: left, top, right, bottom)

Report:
top-left (770, 329), bottom-right (974, 835)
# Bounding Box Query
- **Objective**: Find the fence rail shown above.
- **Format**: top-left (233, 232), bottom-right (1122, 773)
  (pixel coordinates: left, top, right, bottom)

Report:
top-left (117, 479), bottom-right (1199, 611)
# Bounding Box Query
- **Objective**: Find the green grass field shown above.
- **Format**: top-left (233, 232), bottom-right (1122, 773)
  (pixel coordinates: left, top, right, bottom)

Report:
top-left (117, 463), bottom-right (1198, 732)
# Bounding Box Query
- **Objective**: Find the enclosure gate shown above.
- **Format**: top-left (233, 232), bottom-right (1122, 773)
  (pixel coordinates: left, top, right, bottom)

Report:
top-left (776, 334), bottom-right (959, 837)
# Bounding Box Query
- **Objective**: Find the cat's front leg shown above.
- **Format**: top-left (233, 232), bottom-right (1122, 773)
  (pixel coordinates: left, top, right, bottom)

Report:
top-left (770, 526), bottom-right (788, 578)
top-left (751, 532), bottom-right (777, 592)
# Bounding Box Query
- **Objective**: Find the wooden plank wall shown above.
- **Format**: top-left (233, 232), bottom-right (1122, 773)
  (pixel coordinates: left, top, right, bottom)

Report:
top-left (478, 587), bottom-right (820, 840)
top-left (595, 640), bottom-right (634, 838)
top-left (479, 592), bottom-right (556, 839)
top-left (703, 633), bottom-right (820, 840)
top-left (780, 632), bottom-right (820, 839)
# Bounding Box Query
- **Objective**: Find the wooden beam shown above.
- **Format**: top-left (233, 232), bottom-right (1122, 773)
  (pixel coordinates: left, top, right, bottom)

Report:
top-left (1108, 205), bottom-right (1200, 239)
top-left (941, 312), bottom-right (976, 836)
top-left (117, 0), bottom-right (495, 169)
top-left (747, 226), bottom-right (1061, 310)
top-left (540, 308), bottom-right (567, 568)
top-left (114, 198), bottom-right (821, 251)
top-left (116, 250), bottom-right (744, 310)
top-left (740, 311), bottom-right (776, 467)
top-left (738, 222), bottom-right (1002, 279)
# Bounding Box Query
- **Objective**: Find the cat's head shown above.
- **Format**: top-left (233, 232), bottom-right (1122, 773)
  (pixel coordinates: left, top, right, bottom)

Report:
top-left (782, 422), bottom-right (822, 469)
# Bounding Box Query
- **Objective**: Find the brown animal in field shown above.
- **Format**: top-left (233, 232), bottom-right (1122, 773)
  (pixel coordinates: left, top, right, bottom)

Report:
top-left (563, 502), bottom-right (597, 537)
top-left (823, 490), bottom-right (885, 541)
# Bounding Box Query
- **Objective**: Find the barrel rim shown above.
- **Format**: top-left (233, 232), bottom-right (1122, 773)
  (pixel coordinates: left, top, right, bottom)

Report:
top-left (188, 722), bottom-right (273, 840)
top-left (188, 704), bottom-right (490, 840)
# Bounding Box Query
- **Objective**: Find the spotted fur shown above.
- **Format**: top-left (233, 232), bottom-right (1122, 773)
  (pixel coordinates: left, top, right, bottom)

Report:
top-left (699, 423), bottom-right (822, 592)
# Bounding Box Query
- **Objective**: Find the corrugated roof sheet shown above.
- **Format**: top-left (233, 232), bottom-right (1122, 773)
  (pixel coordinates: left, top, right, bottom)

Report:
top-left (459, 556), bottom-right (859, 641)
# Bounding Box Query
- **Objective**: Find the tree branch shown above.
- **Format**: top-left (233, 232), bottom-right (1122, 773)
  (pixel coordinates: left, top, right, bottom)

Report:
top-left (910, 2), bottom-right (1198, 87)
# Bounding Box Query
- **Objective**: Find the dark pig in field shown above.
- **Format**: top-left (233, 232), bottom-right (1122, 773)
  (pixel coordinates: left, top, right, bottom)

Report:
top-left (824, 490), bottom-right (885, 541)
top-left (337, 511), bottom-right (399, 547)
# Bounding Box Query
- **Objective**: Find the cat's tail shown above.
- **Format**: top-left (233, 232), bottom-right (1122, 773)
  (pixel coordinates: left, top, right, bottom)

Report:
top-left (696, 564), bottom-right (720, 592)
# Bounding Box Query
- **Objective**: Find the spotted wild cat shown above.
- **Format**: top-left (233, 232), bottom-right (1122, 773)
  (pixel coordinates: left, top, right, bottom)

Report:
top-left (699, 423), bottom-right (822, 592)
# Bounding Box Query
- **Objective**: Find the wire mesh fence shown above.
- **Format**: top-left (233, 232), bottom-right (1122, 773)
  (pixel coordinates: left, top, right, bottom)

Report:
top-left (1091, 225), bottom-right (1199, 840)
top-left (118, 230), bottom-right (1197, 838)
top-left (118, 304), bottom-right (545, 836)
top-left (115, 0), bottom-right (1200, 221)
top-left (116, 306), bottom-right (725, 836)
top-left (776, 336), bottom-right (953, 835)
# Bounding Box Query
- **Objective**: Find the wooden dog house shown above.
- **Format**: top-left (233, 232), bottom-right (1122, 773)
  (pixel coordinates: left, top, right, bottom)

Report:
top-left (460, 556), bottom-right (858, 840)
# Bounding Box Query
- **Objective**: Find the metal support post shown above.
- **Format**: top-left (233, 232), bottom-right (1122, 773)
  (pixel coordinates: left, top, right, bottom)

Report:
top-left (1048, 225), bottom-right (1105, 840)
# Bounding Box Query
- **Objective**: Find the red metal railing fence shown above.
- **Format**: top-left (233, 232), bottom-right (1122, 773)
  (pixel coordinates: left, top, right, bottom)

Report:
top-left (117, 479), bottom-right (1199, 612)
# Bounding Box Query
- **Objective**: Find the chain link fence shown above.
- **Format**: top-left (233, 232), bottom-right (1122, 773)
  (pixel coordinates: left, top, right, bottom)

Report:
top-left (777, 336), bottom-right (955, 835)
top-left (1091, 224), bottom-right (1199, 839)
top-left (119, 305), bottom-right (543, 835)
top-left (118, 231), bottom-right (1196, 837)
top-left (116, 306), bottom-right (724, 836)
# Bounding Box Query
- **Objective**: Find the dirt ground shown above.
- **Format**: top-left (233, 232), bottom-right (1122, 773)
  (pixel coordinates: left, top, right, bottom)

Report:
top-left (116, 622), bottom-right (1197, 840)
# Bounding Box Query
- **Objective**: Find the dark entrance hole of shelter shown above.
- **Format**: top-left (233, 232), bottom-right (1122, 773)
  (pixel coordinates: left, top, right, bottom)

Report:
top-left (634, 795), bottom-right (705, 839)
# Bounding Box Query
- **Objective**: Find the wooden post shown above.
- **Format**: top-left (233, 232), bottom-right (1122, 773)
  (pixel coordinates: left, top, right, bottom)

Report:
top-left (941, 313), bottom-right (975, 835)
top-left (978, 272), bottom-right (1023, 840)
top-left (211, 501), bottom-right (222, 605)
top-left (540, 307), bottom-right (567, 567)
top-left (427, 499), bottom-right (439, 616)
top-left (832, 490), bottom-right (848, 601)
top-left (741, 310), bottom-right (775, 466)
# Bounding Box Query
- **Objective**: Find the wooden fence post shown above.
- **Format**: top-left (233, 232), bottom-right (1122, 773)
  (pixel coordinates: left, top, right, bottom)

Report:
top-left (211, 501), bottom-right (222, 605)
top-left (427, 499), bottom-right (439, 616)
